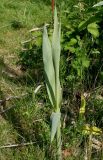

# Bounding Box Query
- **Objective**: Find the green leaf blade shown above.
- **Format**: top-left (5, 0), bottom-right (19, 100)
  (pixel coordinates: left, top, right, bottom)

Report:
top-left (52, 7), bottom-right (62, 109)
top-left (42, 26), bottom-right (56, 106)
top-left (87, 23), bottom-right (99, 38)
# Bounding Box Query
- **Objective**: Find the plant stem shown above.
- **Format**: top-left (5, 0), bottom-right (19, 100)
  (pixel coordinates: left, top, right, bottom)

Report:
top-left (56, 120), bottom-right (62, 160)
top-left (88, 134), bottom-right (92, 160)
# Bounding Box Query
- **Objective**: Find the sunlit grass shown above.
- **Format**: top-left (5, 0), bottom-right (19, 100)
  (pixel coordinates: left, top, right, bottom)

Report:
top-left (0, 1), bottom-right (51, 159)
top-left (0, 0), bottom-right (51, 62)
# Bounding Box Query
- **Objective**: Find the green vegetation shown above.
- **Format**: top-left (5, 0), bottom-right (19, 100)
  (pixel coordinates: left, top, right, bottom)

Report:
top-left (0, 0), bottom-right (103, 160)
top-left (43, 8), bottom-right (62, 159)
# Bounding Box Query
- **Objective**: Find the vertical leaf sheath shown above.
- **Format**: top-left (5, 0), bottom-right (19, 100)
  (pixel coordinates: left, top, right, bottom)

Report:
top-left (52, 7), bottom-right (62, 110)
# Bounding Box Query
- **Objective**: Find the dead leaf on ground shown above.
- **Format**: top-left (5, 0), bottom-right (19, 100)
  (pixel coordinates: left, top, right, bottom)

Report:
top-left (62, 148), bottom-right (73, 158)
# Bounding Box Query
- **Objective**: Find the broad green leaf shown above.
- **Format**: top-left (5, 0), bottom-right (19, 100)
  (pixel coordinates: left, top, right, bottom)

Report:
top-left (64, 42), bottom-right (76, 52)
top-left (68, 38), bottom-right (77, 46)
top-left (93, 1), bottom-right (103, 7)
top-left (78, 21), bottom-right (86, 30)
top-left (52, 7), bottom-right (62, 109)
top-left (87, 23), bottom-right (99, 38)
top-left (50, 112), bottom-right (61, 142)
top-left (42, 26), bottom-right (55, 106)
top-left (78, 14), bottom-right (102, 31)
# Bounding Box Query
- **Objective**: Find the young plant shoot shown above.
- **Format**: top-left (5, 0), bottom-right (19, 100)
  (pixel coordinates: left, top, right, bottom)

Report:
top-left (42, 7), bottom-right (62, 160)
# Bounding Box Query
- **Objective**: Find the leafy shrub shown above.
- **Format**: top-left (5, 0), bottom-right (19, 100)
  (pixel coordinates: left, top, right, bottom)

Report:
top-left (18, 1), bottom-right (103, 90)
top-left (17, 1), bottom-right (103, 128)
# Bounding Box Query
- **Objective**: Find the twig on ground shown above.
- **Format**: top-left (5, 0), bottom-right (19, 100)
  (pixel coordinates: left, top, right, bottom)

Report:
top-left (21, 37), bottom-right (36, 44)
top-left (0, 141), bottom-right (39, 149)
top-left (29, 24), bottom-right (50, 32)
top-left (21, 24), bottom-right (50, 45)
top-left (34, 85), bottom-right (42, 94)
top-left (33, 119), bottom-right (43, 123)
